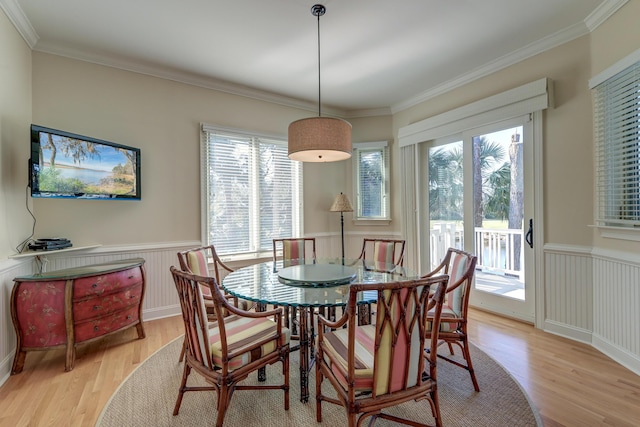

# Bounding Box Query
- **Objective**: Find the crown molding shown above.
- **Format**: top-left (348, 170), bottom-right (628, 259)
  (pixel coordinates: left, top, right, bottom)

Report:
top-left (392, 0), bottom-right (628, 114)
top-left (0, 0), bottom-right (38, 47)
top-left (391, 21), bottom-right (589, 114)
top-left (584, 0), bottom-right (628, 31)
top-left (2, 0), bottom-right (627, 119)
top-left (33, 40), bottom-right (355, 118)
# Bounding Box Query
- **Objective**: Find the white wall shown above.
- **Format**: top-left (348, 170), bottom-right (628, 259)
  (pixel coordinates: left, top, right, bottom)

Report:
top-left (0, 8), bottom-right (32, 260)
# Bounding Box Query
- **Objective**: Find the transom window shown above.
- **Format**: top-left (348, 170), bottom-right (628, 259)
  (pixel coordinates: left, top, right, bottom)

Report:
top-left (200, 125), bottom-right (303, 257)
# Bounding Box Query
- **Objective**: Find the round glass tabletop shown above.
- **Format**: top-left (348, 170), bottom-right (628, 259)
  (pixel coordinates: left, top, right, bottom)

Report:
top-left (221, 258), bottom-right (418, 308)
top-left (277, 264), bottom-right (357, 287)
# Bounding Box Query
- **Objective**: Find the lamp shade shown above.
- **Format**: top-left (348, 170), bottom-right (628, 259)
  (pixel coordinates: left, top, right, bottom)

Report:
top-left (330, 192), bottom-right (353, 213)
top-left (288, 116), bottom-right (352, 162)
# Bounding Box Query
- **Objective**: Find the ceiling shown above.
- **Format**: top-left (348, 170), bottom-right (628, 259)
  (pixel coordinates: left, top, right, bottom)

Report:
top-left (2, 0), bottom-right (620, 116)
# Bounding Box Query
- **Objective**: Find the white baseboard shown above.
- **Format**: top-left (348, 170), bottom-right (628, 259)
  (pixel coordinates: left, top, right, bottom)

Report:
top-left (142, 305), bottom-right (181, 322)
top-left (543, 319), bottom-right (592, 344)
top-left (471, 301), bottom-right (534, 324)
top-left (592, 334), bottom-right (640, 377)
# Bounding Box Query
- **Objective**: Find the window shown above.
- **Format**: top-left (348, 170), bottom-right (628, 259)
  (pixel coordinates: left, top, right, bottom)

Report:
top-left (592, 56), bottom-right (640, 228)
top-left (201, 125), bottom-right (303, 257)
top-left (353, 141), bottom-right (390, 221)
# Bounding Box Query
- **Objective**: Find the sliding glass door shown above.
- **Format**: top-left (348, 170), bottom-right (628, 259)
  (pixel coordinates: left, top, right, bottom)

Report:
top-left (426, 117), bottom-right (535, 322)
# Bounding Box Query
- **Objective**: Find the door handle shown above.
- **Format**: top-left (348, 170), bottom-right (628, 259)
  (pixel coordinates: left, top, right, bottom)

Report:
top-left (525, 219), bottom-right (533, 248)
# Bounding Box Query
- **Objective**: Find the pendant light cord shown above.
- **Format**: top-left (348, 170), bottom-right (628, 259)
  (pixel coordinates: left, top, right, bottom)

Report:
top-left (317, 10), bottom-right (321, 117)
top-left (312, 4), bottom-right (326, 117)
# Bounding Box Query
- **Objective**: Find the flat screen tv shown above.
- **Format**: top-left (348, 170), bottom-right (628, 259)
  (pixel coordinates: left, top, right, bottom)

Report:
top-left (29, 125), bottom-right (141, 200)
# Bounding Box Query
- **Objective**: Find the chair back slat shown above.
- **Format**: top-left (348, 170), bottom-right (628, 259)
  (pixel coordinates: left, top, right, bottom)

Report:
top-left (359, 238), bottom-right (406, 266)
top-left (347, 275), bottom-right (448, 398)
top-left (373, 285), bottom-right (425, 395)
top-left (177, 245), bottom-right (235, 299)
top-left (448, 251), bottom-right (470, 313)
top-left (272, 238), bottom-right (317, 264)
top-left (171, 267), bottom-right (214, 369)
top-left (187, 249), bottom-right (210, 276)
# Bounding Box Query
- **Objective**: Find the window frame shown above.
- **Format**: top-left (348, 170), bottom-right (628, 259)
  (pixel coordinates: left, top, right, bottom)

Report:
top-left (352, 141), bottom-right (391, 224)
top-left (590, 48), bottom-right (640, 239)
top-left (200, 124), bottom-right (303, 259)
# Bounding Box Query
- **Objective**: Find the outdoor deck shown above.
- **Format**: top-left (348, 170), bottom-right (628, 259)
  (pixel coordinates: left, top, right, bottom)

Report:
top-left (475, 270), bottom-right (524, 300)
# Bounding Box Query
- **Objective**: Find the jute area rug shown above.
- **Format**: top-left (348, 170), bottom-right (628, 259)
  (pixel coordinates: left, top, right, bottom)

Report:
top-left (97, 337), bottom-right (542, 426)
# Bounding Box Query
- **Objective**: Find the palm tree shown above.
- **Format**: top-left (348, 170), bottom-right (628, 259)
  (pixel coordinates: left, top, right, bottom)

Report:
top-left (428, 146), bottom-right (463, 221)
top-left (473, 137), bottom-right (506, 227)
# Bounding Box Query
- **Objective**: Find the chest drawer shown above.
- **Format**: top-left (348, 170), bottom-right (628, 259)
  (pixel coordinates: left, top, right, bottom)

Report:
top-left (74, 305), bottom-right (140, 343)
top-left (73, 267), bottom-right (143, 299)
top-left (73, 283), bottom-right (143, 323)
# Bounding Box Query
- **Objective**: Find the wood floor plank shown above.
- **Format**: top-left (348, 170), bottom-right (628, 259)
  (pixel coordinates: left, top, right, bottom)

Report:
top-left (1, 311), bottom-right (639, 426)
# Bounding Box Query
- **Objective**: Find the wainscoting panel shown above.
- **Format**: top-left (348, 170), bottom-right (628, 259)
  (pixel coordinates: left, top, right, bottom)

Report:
top-left (543, 245), bottom-right (593, 343)
top-left (0, 258), bottom-right (41, 383)
top-left (592, 249), bottom-right (640, 375)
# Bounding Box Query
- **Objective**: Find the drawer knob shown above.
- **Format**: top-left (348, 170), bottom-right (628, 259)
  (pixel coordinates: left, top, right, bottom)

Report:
top-left (93, 305), bottom-right (100, 310)
top-left (94, 326), bottom-right (99, 331)
top-left (126, 315), bottom-right (132, 320)
top-left (92, 283), bottom-right (98, 289)
top-left (128, 275), bottom-right (134, 279)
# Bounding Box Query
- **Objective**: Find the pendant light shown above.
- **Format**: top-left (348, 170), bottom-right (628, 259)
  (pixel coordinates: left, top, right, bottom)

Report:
top-left (288, 4), bottom-right (352, 162)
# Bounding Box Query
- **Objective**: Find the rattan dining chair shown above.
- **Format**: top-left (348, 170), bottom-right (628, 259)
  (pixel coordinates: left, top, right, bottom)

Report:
top-left (423, 247), bottom-right (480, 391)
top-left (316, 274), bottom-right (449, 427)
top-left (177, 244), bottom-right (250, 309)
top-left (272, 237), bottom-right (317, 337)
top-left (176, 245), bottom-right (253, 361)
top-left (170, 267), bottom-right (290, 427)
top-left (272, 237), bottom-right (317, 265)
top-left (357, 238), bottom-right (406, 266)
top-left (355, 238), bottom-right (406, 324)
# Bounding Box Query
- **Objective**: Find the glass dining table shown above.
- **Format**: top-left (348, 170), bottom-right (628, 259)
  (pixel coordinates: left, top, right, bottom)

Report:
top-left (221, 257), bottom-right (419, 402)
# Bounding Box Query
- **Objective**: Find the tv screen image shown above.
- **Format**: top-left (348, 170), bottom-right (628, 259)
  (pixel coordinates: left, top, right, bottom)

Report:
top-left (30, 125), bottom-right (141, 200)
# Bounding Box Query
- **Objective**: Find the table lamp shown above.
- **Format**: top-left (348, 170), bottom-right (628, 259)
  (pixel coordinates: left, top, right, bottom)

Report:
top-left (329, 192), bottom-right (353, 259)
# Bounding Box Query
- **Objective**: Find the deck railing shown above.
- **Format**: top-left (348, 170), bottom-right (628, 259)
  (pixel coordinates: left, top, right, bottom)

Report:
top-left (430, 223), bottom-right (524, 279)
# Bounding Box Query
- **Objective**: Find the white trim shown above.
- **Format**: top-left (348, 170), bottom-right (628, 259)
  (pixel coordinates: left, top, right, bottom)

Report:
top-left (532, 110), bottom-right (546, 330)
top-left (592, 333), bottom-right (640, 377)
top-left (589, 46), bottom-right (640, 88)
top-left (398, 78), bottom-right (550, 147)
top-left (200, 123), bottom-right (286, 143)
top-left (353, 140), bottom-right (388, 150)
top-left (589, 224), bottom-right (640, 242)
top-left (351, 219), bottom-right (392, 226)
top-left (591, 246), bottom-right (640, 266)
top-left (543, 243), bottom-right (592, 256)
top-left (0, 0), bottom-right (38, 47)
top-left (544, 319), bottom-right (592, 344)
top-left (88, 241), bottom-right (202, 255)
top-left (584, 0), bottom-right (629, 32)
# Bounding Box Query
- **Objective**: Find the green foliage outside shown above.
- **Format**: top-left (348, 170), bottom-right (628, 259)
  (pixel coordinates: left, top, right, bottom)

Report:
top-left (39, 168), bottom-right (85, 193)
top-left (39, 164), bottom-right (135, 195)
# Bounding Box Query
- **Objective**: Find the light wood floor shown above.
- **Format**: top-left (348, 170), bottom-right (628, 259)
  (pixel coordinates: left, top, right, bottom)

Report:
top-left (1, 309), bottom-right (639, 427)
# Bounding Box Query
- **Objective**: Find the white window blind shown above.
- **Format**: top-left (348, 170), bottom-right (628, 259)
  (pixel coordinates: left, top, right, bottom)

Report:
top-left (354, 142), bottom-right (389, 220)
top-left (201, 126), bottom-right (302, 256)
top-left (593, 60), bottom-right (640, 227)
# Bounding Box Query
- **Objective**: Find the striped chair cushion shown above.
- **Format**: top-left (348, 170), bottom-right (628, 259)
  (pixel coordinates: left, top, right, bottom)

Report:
top-left (446, 252), bottom-right (469, 314)
top-left (426, 307), bottom-right (460, 333)
top-left (208, 315), bottom-right (291, 371)
top-left (282, 239), bottom-right (305, 261)
top-left (373, 241), bottom-right (395, 264)
top-left (426, 252), bottom-right (469, 333)
top-left (187, 249), bottom-right (213, 298)
top-left (321, 325), bottom-right (377, 392)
